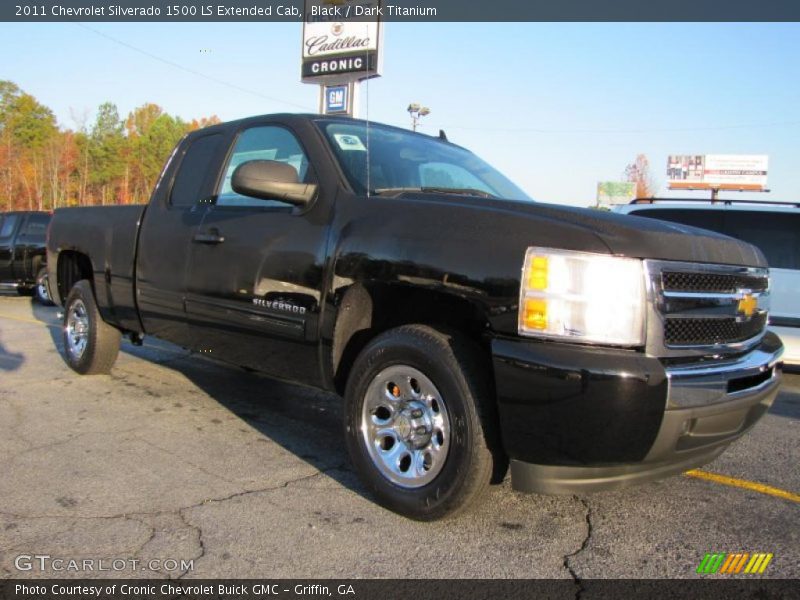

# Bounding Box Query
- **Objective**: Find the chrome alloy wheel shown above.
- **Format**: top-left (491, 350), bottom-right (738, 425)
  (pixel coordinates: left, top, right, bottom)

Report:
top-left (360, 365), bottom-right (450, 488)
top-left (36, 272), bottom-right (50, 303)
top-left (65, 299), bottom-right (89, 360)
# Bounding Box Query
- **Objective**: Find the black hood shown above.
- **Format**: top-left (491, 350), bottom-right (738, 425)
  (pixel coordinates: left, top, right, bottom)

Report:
top-left (438, 196), bottom-right (767, 268)
top-left (524, 203), bottom-right (766, 267)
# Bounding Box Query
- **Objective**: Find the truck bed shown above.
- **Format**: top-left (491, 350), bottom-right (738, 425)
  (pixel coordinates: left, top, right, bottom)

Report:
top-left (48, 204), bottom-right (147, 332)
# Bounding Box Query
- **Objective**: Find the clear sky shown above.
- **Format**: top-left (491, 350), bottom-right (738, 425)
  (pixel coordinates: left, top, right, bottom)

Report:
top-left (1, 22), bottom-right (798, 207)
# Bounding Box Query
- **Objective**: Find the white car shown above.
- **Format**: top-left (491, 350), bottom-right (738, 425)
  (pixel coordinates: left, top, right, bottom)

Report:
top-left (614, 199), bottom-right (800, 368)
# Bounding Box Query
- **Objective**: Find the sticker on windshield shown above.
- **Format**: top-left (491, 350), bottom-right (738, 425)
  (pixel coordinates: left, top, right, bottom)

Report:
top-left (333, 133), bottom-right (367, 151)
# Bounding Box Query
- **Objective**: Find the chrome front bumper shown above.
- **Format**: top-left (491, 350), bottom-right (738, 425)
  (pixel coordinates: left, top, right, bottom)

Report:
top-left (643, 335), bottom-right (783, 463)
top-left (666, 343), bottom-right (783, 409)
top-left (510, 334), bottom-right (783, 494)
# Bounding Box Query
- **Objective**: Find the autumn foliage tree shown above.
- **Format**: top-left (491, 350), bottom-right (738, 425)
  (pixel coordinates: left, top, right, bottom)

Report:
top-left (625, 154), bottom-right (657, 199)
top-left (0, 80), bottom-right (220, 211)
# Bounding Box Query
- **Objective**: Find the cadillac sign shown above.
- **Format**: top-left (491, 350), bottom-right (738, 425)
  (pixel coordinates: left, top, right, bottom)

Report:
top-left (302, 0), bottom-right (383, 82)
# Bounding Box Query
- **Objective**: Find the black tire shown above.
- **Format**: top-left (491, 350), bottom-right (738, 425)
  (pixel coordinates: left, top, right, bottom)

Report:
top-left (34, 267), bottom-right (54, 306)
top-left (344, 324), bottom-right (501, 520)
top-left (62, 280), bottom-right (121, 374)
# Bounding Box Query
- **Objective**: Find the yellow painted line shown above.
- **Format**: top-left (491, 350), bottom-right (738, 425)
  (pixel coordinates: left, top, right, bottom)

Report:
top-left (686, 469), bottom-right (800, 504)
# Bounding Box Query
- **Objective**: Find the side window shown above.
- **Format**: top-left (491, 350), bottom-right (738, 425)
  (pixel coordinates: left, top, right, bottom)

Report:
top-left (170, 133), bottom-right (224, 207)
top-left (216, 126), bottom-right (311, 208)
top-left (724, 211), bottom-right (800, 270)
top-left (419, 162), bottom-right (494, 194)
top-left (0, 214), bottom-right (19, 240)
top-left (22, 214), bottom-right (49, 237)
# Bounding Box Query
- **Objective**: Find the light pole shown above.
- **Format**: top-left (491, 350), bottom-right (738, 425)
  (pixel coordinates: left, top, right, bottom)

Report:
top-left (407, 103), bottom-right (431, 132)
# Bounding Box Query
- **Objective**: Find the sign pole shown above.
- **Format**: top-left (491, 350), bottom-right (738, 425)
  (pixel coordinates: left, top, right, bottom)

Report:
top-left (352, 80), bottom-right (361, 118)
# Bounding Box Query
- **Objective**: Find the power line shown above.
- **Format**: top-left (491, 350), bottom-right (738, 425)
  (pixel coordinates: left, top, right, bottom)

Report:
top-left (76, 23), bottom-right (313, 111)
top-left (75, 23), bottom-right (797, 135)
top-left (420, 120), bottom-right (800, 135)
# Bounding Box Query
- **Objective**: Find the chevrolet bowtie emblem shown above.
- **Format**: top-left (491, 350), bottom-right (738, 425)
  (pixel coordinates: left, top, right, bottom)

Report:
top-left (737, 294), bottom-right (757, 318)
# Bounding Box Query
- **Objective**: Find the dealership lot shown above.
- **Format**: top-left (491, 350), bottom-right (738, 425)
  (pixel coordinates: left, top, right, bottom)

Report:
top-left (0, 293), bottom-right (797, 579)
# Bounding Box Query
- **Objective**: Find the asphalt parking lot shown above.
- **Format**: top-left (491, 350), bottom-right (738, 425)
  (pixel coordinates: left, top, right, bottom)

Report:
top-left (0, 293), bottom-right (798, 580)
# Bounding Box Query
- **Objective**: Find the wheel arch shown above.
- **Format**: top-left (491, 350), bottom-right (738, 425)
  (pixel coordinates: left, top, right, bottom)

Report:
top-left (330, 282), bottom-right (494, 395)
top-left (55, 250), bottom-right (96, 306)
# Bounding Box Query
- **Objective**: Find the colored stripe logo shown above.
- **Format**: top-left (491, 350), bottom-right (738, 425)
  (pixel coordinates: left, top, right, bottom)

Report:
top-left (697, 552), bottom-right (773, 574)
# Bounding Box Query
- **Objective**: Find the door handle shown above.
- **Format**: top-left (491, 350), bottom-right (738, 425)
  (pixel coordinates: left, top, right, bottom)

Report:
top-left (193, 229), bottom-right (225, 244)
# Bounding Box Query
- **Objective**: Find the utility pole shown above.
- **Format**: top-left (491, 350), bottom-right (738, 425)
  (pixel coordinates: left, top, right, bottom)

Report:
top-left (407, 103), bottom-right (431, 131)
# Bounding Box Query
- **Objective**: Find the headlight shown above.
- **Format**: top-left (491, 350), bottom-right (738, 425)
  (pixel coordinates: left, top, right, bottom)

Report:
top-left (518, 247), bottom-right (646, 346)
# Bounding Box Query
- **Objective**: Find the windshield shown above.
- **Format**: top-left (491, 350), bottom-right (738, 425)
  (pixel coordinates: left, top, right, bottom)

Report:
top-left (319, 120), bottom-right (531, 201)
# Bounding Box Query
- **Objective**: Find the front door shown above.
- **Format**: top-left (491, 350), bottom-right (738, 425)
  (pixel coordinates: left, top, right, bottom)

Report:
top-left (185, 124), bottom-right (330, 385)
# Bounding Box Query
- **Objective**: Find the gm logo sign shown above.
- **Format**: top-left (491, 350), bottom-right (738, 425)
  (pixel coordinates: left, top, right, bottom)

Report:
top-left (324, 85), bottom-right (349, 115)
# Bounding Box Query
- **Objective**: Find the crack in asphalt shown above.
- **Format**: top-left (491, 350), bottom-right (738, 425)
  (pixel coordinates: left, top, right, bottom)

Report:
top-left (125, 515), bottom-right (160, 559)
top-left (171, 464), bottom-right (349, 578)
top-left (175, 508), bottom-right (206, 580)
top-left (563, 496), bottom-right (593, 599)
top-left (0, 464), bottom-right (350, 576)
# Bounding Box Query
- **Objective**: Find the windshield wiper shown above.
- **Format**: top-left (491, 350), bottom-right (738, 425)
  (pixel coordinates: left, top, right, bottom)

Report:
top-left (373, 187), bottom-right (497, 199)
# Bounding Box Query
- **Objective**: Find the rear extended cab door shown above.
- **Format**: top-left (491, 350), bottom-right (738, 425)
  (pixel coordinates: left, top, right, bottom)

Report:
top-left (135, 128), bottom-right (229, 349)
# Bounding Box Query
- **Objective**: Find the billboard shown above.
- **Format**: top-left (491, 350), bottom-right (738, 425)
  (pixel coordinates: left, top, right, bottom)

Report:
top-left (597, 181), bottom-right (637, 206)
top-left (667, 155), bottom-right (768, 191)
top-left (302, 0), bottom-right (383, 82)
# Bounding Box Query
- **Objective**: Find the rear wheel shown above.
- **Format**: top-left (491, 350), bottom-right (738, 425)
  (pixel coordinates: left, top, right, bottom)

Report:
top-left (34, 267), bottom-right (54, 306)
top-left (62, 280), bottom-right (121, 374)
top-left (344, 324), bottom-right (500, 520)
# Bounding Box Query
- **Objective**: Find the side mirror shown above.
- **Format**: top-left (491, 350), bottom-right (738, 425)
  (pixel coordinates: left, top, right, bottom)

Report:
top-left (231, 160), bottom-right (317, 207)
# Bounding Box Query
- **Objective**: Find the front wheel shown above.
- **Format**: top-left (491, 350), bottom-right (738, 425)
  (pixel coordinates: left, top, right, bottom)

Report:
top-left (62, 280), bottom-right (121, 374)
top-left (344, 324), bottom-right (501, 520)
top-left (34, 267), bottom-right (54, 306)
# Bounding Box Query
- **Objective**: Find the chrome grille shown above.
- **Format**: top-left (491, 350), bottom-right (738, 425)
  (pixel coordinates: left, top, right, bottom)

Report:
top-left (664, 314), bottom-right (768, 346)
top-left (644, 260), bottom-right (770, 357)
top-left (661, 271), bottom-right (768, 294)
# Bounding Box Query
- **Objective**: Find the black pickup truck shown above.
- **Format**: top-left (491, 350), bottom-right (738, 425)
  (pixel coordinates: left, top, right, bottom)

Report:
top-left (0, 210), bottom-right (53, 304)
top-left (47, 114), bottom-right (783, 519)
